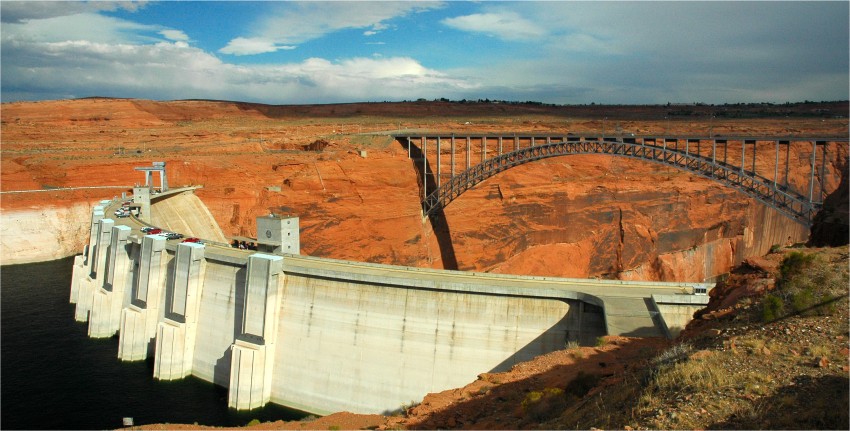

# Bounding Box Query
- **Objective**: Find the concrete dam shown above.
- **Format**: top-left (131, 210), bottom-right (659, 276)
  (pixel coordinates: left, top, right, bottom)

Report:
top-left (69, 183), bottom-right (710, 415)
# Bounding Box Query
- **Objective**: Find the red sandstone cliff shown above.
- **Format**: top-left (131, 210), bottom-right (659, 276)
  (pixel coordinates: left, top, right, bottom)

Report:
top-left (1, 99), bottom-right (846, 281)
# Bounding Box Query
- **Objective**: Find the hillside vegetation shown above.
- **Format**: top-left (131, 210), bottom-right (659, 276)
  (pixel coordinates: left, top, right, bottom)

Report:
top-left (544, 246), bottom-right (849, 430)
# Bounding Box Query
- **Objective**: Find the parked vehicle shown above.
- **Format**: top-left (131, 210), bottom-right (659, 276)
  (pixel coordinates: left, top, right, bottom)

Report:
top-left (147, 228), bottom-right (162, 235)
top-left (182, 237), bottom-right (202, 244)
top-left (141, 227), bottom-right (156, 233)
top-left (163, 232), bottom-right (183, 240)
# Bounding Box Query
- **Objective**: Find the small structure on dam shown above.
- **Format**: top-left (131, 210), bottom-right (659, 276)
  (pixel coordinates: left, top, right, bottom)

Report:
top-left (69, 186), bottom-right (711, 415)
top-left (257, 214), bottom-right (300, 254)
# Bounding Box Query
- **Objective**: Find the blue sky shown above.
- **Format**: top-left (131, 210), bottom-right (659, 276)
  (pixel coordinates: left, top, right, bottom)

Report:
top-left (2, 1), bottom-right (848, 105)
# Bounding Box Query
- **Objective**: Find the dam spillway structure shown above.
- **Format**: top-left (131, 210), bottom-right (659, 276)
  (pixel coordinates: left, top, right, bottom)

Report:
top-left (69, 185), bottom-right (712, 415)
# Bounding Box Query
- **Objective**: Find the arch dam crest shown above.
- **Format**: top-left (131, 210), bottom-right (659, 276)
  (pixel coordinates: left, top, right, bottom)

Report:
top-left (392, 132), bottom-right (847, 226)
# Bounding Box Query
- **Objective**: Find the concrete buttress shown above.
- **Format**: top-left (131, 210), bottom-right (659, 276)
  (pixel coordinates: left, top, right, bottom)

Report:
top-left (228, 253), bottom-right (284, 410)
top-left (88, 225), bottom-right (132, 337)
top-left (154, 242), bottom-right (206, 380)
top-left (70, 205), bottom-right (104, 304)
top-left (74, 217), bottom-right (114, 322)
top-left (118, 234), bottom-right (167, 361)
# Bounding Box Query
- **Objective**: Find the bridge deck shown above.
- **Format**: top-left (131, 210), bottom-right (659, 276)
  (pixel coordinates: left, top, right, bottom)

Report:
top-left (392, 133), bottom-right (847, 225)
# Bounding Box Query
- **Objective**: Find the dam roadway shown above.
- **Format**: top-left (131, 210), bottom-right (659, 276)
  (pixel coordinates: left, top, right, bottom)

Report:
top-left (70, 188), bottom-right (710, 415)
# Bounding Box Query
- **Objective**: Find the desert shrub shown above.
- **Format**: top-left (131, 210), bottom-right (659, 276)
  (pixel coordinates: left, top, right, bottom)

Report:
top-left (791, 287), bottom-right (817, 315)
top-left (772, 251), bottom-right (845, 317)
top-left (650, 350), bottom-right (731, 393)
top-left (247, 419), bottom-right (260, 426)
top-left (521, 388), bottom-right (567, 422)
top-left (595, 336), bottom-right (608, 347)
top-left (652, 343), bottom-right (693, 369)
top-left (762, 294), bottom-right (785, 322)
top-left (769, 244), bottom-right (783, 253)
top-left (778, 251), bottom-right (816, 288)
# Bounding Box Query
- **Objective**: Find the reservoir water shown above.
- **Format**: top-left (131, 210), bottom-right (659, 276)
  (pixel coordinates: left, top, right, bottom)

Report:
top-left (1, 257), bottom-right (306, 430)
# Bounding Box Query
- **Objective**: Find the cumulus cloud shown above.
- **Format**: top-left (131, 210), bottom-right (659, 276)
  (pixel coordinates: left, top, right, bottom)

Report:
top-left (160, 29), bottom-right (189, 42)
top-left (1, 1), bottom-right (846, 105)
top-left (1, 28), bottom-right (473, 103)
top-left (440, 1), bottom-right (848, 104)
top-left (219, 37), bottom-right (295, 56)
top-left (442, 11), bottom-right (545, 41)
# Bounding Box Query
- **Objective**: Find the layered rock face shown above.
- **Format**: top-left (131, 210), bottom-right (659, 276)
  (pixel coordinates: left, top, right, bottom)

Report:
top-left (421, 155), bottom-right (810, 282)
top-left (1, 99), bottom-right (845, 282)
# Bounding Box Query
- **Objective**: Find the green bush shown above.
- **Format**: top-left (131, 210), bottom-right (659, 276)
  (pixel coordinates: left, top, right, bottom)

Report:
top-left (778, 251), bottom-right (816, 288)
top-left (764, 251), bottom-right (847, 321)
top-left (247, 419), bottom-right (260, 426)
top-left (762, 294), bottom-right (785, 322)
top-left (791, 287), bottom-right (816, 315)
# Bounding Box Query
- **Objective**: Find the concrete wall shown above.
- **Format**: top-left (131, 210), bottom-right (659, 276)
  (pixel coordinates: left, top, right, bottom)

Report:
top-left (271, 274), bottom-right (588, 414)
top-left (69, 202), bottom-right (708, 416)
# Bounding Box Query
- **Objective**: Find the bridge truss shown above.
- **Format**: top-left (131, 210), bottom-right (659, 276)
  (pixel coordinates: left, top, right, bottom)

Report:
top-left (393, 133), bottom-right (847, 226)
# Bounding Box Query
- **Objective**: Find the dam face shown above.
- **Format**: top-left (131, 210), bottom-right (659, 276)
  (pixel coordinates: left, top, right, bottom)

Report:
top-left (70, 196), bottom-right (708, 415)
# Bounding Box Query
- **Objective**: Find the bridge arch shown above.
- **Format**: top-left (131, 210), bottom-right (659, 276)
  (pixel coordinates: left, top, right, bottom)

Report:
top-left (411, 137), bottom-right (832, 226)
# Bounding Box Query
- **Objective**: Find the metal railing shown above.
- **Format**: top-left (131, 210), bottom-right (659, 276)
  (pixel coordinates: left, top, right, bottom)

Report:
top-left (403, 136), bottom-right (842, 226)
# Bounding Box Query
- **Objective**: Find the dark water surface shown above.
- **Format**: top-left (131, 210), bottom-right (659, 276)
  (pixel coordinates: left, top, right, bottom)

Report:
top-left (1, 257), bottom-right (306, 430)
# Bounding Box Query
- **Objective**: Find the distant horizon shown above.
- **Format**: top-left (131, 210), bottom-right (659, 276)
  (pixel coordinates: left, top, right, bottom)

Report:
top-left (2, 2), bottom-right (847, 105)
top-left (7, 96), bottom-right (848, 109)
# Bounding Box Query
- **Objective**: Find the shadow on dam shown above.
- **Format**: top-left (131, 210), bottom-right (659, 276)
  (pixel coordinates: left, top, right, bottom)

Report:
top-left (490, 299), bottom-right (606, 374)
top-left (403, 139), bottom-right (459, 270)
top-left (213, 266), bottom-right (248, 387)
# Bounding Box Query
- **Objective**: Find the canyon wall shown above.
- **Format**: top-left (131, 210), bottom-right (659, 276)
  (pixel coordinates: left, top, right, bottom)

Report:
top-left (0, 201), bottom-right (97, 265)
top-left (2, 99), bottom-right (844, 280)
top-left (424, 154), bottom-right (814, 282)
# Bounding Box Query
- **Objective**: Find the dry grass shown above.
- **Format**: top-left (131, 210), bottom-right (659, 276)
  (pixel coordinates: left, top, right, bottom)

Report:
top-left (544, 246), bottom-right (849, 431)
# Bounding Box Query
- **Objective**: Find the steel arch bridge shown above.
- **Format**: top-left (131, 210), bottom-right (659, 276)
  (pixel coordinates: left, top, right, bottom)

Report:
top-left (393, 133), bottom-right (847, 227)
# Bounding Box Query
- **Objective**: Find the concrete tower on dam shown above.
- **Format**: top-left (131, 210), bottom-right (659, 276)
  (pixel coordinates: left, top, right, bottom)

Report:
top-left (69, 187), bottom-right (711, 415)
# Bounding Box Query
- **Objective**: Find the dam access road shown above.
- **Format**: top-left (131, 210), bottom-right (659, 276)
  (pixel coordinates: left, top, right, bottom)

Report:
top-left (69, 180), bottom-right (710, 415)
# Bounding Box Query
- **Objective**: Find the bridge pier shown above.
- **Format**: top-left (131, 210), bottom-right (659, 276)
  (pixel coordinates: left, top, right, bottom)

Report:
top-left (154, 242), bottom-right (206, 380)
top-left (88, 225), bottom-right (132, 338)
top-left (118, 235), bottom-right (168, 361)
top-left (228, 254), bottom-right (284, 410)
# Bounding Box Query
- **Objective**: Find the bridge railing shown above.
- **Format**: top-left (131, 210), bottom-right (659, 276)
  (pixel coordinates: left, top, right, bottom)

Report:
top-left (421, 138), bottom-right (823, 225)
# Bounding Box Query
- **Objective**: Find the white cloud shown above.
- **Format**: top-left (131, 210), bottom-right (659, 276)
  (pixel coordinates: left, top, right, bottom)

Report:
top-left (1, 30), bottom-right (474, 103)
top-left (1, 12), bottom-right (158, 44)
top-left (220, 2), bottom-right (442, 55)
top-left (1, 1), bottom-right (846, 105)
top-left (159, 29), bottom-right (189, 42)
top-left (442, 11), bottom-right (544, 41)
top-left (219, 37), bottom-right (295, 56)
top-left (364, 22), bottom-right (390, 37)
top-left (0, 1), bottom-right (146, 23)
